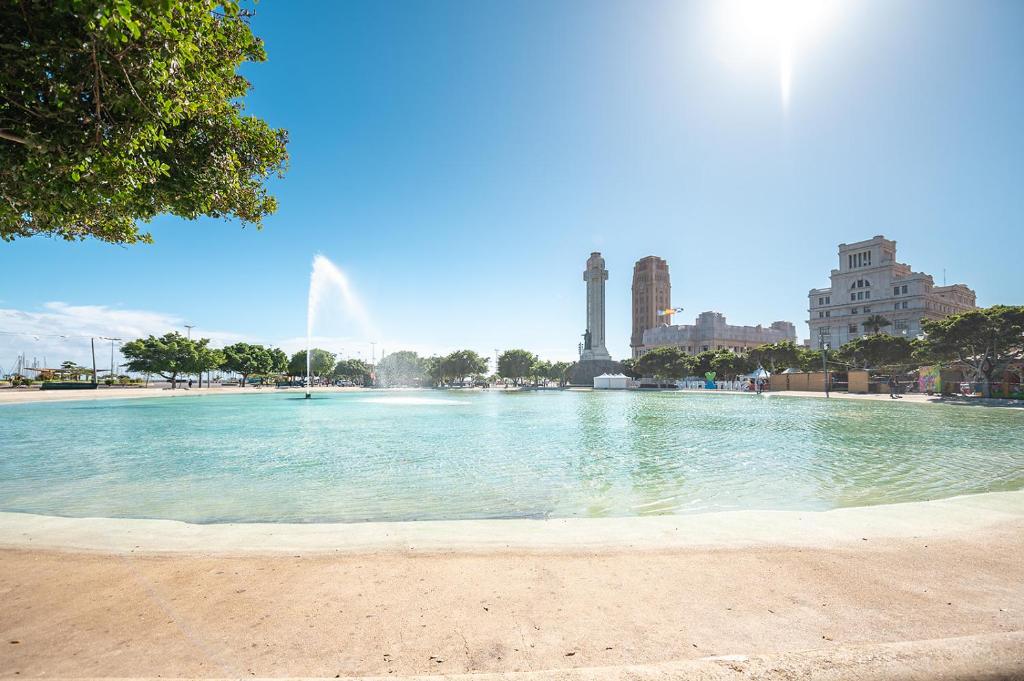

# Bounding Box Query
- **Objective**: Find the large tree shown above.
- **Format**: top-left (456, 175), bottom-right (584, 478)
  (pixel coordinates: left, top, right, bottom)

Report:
top-left (1, 0), bottom-right (288, 244)
top-left (121, 331), bottom-right (195, 388)
top-left (710, 350), bottom-right (755, 379)
top-left (221, 342), bottom-right (273, 386)
top-left (836, 334), bottom-right (913, 371)
top-left (268, 347), bottom-right (288, 374)
top-left (920, 305), bottom-right (1024, 398)
top-left (185, 338), bottom-right (223, 387)
top-left (530, 359), bottom-right (552, 386)
top-left (497, 349), bottom-right (536, 386)
top-left (332, 358), bottom-right (371, 386)
top-left (748, 341), bottom-right (804, 374)
top-left (549, 361), bottom-right (572, 387)
top-left (288, 348), bottom-right (335, 380)
top-left (635, 347), bottom-right (693, 381)
top-left (376, 351), bottom-right (425, 387)
top-left (442, 350), bottom-right (488, 385)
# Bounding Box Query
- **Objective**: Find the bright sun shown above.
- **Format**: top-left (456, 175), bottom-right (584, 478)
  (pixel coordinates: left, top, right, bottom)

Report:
top-left (714, 0), bottom-right (842, 110)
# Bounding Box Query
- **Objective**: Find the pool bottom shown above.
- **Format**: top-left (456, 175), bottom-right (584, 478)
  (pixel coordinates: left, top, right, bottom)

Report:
top-left (1, 489), bottom-right (1021, 554)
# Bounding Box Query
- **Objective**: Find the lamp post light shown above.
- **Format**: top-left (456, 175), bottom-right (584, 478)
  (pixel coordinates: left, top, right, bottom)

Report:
top-left (184, 324), bottom-right (194, 340)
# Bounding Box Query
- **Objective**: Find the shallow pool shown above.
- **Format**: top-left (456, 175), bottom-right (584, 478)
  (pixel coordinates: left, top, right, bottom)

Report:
top-left (1, 390), bottom-right (1021, 523)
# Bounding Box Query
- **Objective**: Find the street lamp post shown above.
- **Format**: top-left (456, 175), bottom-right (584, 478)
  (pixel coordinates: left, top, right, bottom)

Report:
top-left (100, 337), bottom-right (121, 385)
top-left (819, 328), bottom-right (830, 399)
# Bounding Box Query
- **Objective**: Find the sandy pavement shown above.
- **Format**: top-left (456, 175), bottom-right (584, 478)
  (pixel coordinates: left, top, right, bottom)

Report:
top-left (2, 505), bottom-right (1023, 679)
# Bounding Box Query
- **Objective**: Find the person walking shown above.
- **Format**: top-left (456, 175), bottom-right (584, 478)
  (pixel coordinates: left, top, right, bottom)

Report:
top-left (889, 375), bottom-right (899, 399)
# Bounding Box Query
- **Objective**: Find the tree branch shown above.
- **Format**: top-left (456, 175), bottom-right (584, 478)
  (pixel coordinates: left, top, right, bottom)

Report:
top-left (0, 129), bottom-right (43, 149)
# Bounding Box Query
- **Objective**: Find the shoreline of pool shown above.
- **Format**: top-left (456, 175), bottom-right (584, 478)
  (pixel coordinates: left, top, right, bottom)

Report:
top-left (2, 383), bottom-right (1021, 408)
top-left (2, 489), bottom-right (1022, 554)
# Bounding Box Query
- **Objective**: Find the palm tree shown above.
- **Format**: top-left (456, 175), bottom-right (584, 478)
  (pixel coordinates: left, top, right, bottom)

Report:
top-left (862, 314), bottom-right (892, 335)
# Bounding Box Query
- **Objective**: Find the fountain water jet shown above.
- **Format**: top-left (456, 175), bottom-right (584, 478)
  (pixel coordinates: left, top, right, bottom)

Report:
top-left (305, 254), bottom-right (375, 398)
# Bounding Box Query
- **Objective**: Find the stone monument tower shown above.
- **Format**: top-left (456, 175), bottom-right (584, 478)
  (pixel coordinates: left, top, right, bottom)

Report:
top-left (581, 251), bottom-right (611, 361)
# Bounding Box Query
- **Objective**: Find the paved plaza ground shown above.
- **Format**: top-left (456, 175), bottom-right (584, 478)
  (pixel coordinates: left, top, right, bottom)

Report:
top-left (2, 493), bottom-right (1023, 679)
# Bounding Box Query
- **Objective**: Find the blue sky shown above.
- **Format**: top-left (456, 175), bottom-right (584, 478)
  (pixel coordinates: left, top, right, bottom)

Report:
top-left (1, 0), bottom-right (1022, 369)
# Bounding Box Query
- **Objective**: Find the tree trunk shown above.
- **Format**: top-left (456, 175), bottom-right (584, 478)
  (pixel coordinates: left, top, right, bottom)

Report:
top-left (241, 373), bottom-right (247, 388)
top-left (170, 372), bottom-right (177, 389)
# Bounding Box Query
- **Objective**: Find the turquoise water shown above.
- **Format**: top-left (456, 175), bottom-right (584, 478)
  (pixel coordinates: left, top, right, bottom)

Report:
top-left (1, 390), bottom-right (1021, 523)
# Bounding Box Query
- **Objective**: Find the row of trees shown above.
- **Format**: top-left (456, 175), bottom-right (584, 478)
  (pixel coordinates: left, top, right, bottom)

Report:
top-left (120, 333), bottom-right (373, 389)
top-left (373, 349), bottom-right (574, 388)
top-left (115, 305), bottom-right (1023, 396)
top-left (624, 305), bottom-right (1024, 398)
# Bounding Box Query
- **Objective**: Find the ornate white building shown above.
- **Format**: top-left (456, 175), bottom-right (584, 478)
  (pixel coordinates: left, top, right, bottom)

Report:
top-left (807, 235), bottom-right (976, 347)
top-left (640, 311), bottom-right (796, 356)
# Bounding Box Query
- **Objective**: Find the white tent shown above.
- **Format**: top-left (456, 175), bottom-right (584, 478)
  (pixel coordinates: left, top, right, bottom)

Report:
top-left (742, 367), bottom-right (770, 380)
top-left (594, 373), bottom-right (630, 390)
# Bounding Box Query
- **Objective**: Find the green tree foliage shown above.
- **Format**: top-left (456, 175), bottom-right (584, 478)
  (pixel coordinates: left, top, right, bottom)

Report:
top-left (121, 331), bottom-right (195, 388)
top-left (619, 357), bottom-right (641, 380)
top-left (422, 355), bottom-right (444, 387)
top-left (549, 361), bottom-right (572, 387)
top-left (220, 342), bottom-right (274, 386)
top-left (919, 305), bottom-right (1024, 397)
top-left (835, 334), bottom-right (913, 370)
top-left (709, 350), bottom-right (755, 379)
top-left (268, 347), bottom-right (288, 374)
top-left (376, 351), bottom-right (426, 387)
top-left (288, 348), bottom-right (335, 378)
top-left (0, 0), bottom-right (289, 244)
top-left (862, 315), bottom-right (893, 335)
top-left (442, 350), bottom-right (488, 385)
top-left (530, 359), bottom-right (552, 385)
top-left (332, 358), bottom-right (371, 385)
top-left (635, 347), bottom-right (693, 381)
top-left (497, 349), bottom-right (536, 386)
top-left (185, 338), bottom-right (223, 385)
top-left (748, 341), bottom-right (804, 373)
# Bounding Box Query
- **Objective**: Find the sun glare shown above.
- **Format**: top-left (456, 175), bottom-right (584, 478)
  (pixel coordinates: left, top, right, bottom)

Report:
top-left (714, 0), bottom-right (841, 110)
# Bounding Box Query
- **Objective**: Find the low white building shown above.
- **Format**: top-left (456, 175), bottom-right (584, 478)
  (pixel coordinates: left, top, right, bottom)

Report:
top-left (594, 373), bottom-right (630, 389)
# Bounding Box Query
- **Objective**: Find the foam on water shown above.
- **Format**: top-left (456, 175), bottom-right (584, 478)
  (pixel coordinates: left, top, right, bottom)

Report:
top-left (360, 397), bottom-right (467, 406)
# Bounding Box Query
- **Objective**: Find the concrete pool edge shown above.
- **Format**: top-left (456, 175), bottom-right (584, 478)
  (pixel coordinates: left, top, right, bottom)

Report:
top-left (2, 490), bottom-right (1022, 554)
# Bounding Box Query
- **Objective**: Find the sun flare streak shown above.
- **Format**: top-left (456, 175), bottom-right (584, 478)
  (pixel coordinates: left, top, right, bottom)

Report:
top-left (715, 0), bottom-right (841, 111)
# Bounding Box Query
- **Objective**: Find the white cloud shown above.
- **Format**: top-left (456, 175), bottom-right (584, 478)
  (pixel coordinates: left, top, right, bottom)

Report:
top-left (1, 302), bottom-right (580, 376)
top-left (0, 302), bottom-right (244, 374)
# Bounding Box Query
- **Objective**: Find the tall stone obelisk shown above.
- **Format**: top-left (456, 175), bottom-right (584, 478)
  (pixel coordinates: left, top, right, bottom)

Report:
top-left (581, 251), bottom-right (611, 361)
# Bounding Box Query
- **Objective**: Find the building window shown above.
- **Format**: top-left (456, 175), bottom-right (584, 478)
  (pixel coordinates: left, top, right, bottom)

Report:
top-left (851, 307), bottom-right (858, 314)
top-left (819, 311), bottom-right (824, 318)
top-left (865, 291), bottom-right (871, 299)
top-left (901, 285), bottom-right (907, 294)
top-left (857, 291), bottom-right (863, 300)
top-left (863, 306), bottom-right (871, 313)
top-left (825, 311), bottom-right (830, 318)
top-left (818, 297), bottom-right (824, 306)
top-left (848, 324), bottom-right (857, 334)
top-left (851, 293), bottom-right (856, 301)
top-left (901, 301), bottom-right (908, 309)
top-left (825, 296), bottom-right (830, 304)
top-left (894, 303), bottom-right (900, 310)
top-left (894, 319), bottom-right (908, 332)
top-left (894, 286), bottom-right (900, 296)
